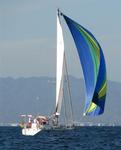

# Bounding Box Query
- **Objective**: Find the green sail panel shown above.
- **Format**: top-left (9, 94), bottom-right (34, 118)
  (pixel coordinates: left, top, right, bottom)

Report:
top-left (63, 14), bottom-right (107, 116)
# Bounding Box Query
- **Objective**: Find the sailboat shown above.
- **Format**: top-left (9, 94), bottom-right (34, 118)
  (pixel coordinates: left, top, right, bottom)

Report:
top-left (20, 9), bottom-right (107, 135)
top-left (52, 9), bottom-right (107, 127)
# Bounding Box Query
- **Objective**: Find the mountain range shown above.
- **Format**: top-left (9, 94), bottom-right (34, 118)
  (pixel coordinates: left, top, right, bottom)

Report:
top-left (0, 77), bottom-right (121, 125)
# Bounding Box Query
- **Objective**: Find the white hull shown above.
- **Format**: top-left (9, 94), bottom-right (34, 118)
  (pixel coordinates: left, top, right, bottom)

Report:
top-left (22, 128), bottom-right (42, 136)
top-left (22, 124), bottom-right (44, 136)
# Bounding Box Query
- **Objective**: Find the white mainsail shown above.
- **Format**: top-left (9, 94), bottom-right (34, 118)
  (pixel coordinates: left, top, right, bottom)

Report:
top-left (55, 13), bottom-right (64, 116)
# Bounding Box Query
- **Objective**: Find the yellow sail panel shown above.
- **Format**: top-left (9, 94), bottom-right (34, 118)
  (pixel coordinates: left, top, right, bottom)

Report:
top-left (87, 102), bottom-right (97, 113)
top-left (98, 82), bottom-right (107, 98)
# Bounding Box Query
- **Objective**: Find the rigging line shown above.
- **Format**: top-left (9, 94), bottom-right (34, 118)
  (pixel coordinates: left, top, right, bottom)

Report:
top-left (64, 53), bottom-right (74, 125)
top-left (63, 86), bottom-right (68, 126)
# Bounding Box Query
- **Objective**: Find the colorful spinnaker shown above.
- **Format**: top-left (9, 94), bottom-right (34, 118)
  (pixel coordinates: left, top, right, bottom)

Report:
top-left (62, 14), bottom-right (107, 116)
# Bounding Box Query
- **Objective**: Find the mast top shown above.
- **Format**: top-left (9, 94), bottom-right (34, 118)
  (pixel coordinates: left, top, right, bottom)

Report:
top-left (57, 8), bottom-right (63, 16)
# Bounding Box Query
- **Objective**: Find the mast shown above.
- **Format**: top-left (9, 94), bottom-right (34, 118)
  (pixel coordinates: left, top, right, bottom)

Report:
top-left (54, 9), bottom-right (65, 126)
top-left (53, 9), bottom-right (75, 127)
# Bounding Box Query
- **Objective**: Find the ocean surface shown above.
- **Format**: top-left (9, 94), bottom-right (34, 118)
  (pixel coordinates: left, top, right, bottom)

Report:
top-left (0, 126), bottom-right (121, 150)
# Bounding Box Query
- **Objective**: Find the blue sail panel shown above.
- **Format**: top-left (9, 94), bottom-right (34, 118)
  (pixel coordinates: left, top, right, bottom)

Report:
top-left (63, 14), bottom-right (107, 116)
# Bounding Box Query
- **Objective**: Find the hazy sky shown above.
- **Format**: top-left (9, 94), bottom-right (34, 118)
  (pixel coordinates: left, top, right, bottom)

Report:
top-left (0, 0), bottom-right (121, 82)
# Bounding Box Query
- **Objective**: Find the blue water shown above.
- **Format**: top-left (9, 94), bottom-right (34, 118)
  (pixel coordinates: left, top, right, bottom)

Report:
top-left (0, 126), bottom-right (121, 150)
